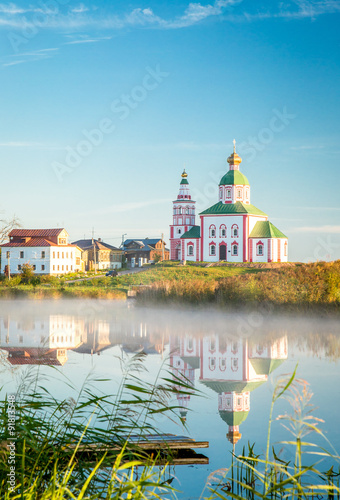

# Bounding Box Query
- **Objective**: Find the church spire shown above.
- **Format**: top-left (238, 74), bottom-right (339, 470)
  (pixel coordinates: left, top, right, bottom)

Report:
top-left (227, 139), bottom-right (242, 170)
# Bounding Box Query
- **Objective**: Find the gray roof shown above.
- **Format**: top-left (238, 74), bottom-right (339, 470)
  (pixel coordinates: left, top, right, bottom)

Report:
top-left (72, 239), bottom-right (121, 252)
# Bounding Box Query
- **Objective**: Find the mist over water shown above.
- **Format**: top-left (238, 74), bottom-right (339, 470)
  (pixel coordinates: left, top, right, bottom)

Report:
top-left (0, 300), bottom-right (339, 499)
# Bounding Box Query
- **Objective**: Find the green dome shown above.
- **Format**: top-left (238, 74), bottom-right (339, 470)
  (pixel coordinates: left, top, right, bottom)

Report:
top-left (219, 170), bottom-right (249, 186)
top-left (219, 410), bottom-right (249, 426)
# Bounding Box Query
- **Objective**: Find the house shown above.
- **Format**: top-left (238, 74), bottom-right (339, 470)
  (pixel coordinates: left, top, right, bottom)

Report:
top-left (72, 238), bottom-right (123, 271)
top-left (169, 142), bottom-right (288, 263)
top-left (123, 238), bottom-right (170, 267)
top-left (0, 228), bottom-right (84, 276)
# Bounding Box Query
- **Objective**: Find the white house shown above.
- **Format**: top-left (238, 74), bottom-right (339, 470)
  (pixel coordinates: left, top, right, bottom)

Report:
top-left (170, 142), bottom-right (288, 263)
top-left (1, 228), bottom-right (83, 276)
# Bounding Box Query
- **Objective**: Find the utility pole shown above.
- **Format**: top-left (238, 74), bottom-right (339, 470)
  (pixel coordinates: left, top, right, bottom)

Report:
top-left (121, 233), bottom-right (127, 249)
top-left (92, 228), bottom-right (97, 273)
top-left (7, 251), bottom-right (11, 280)
top-left (161, 233), bottom-right (165, 262)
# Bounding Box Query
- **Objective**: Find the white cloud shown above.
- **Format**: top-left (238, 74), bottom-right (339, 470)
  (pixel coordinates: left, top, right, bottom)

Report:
top-left (0, 0), bottom-right (338, 34)
top-left (0, 141), bottom-right (62, 150)
top-left (292, 225), bottom-right (340, 233)
top-left (71, 4), bottom-right (89, 14)
top-left (1, 47), bottom-right (59, 67)
top-left (64, 36), bottom-right (111, 45)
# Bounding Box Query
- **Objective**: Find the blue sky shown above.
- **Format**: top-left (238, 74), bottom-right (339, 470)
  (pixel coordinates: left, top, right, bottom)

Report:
top-left (0, 0), bottom-right (339, 261)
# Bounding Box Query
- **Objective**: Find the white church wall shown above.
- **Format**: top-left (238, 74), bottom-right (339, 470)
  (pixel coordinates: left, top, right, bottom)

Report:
top-left (201, 215), bottom-right (244, 262)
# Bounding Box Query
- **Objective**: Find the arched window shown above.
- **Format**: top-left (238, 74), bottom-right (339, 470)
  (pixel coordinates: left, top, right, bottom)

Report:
top-left (231, 358), bottom-right (238, 371)
top-left (188, 245), bottom-right (194, 256)
top-left (209, 225), bottom-right (216, 238)
top-left (173, 207), bottom-right (176, 215)
top-left (210, 244), bottom-right (216, 256)
top-left (232, 244), bottom-right (238, 256)
top-left (219, 188), bottom-right (223, 199)
top-left (226, 189), bottom-right (231, 198)
top-left (257, 243), bottom-right (264, 256)
top-left (232, 224), bottom-right (239, 237)
top-left (237, 189), bottom-right (242, 198)
top-left (185, 207), bottom-right (189, 214)
top-left (178, 207), bottom-right (182, 214)
top-left (220, 224), bottom-right (227, 238)
top-left (178, 229), bottom-right (181, 234)
top-left (209, 357), bottom-right (216, 371)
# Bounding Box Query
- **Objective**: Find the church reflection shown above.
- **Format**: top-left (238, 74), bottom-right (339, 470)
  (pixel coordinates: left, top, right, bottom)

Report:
top-left (170, 333), bottom-right (288, 447)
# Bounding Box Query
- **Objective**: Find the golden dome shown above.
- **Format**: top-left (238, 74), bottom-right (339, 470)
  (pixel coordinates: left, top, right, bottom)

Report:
top-left (181, 169), bottom-right (188, 178)
top-left (227, 139), bottom-right (242, 166)
top-left (227, 430), bottom-right (242, 445)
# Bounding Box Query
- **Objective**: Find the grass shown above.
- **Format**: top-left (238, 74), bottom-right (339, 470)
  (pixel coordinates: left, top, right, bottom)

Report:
top-left (0, 261), bottom-right (339, 311)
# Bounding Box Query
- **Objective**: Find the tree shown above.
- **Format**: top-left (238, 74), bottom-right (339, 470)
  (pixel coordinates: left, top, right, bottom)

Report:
top-left (20, 263), bottom-right (35, 284)
top-left (0, 215), bottom-right (21, 244)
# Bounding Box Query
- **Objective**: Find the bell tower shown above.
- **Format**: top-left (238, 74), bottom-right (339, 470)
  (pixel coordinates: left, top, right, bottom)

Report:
top-left (170, 170), bottom-right (196, 260)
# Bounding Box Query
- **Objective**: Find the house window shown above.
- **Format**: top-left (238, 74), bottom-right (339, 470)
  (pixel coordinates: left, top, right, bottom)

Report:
top-left (19, 336), bottom-right (23, 344)
top-left (188, 245), bottom-right (194, 256)
top-left (41, 265), bottom-right (45, 271)
top-left (210, 245), bottom-right (216, 256)
top-left (76, 257), bottom-right (80, 265)
top-left (258, 244), bottom-right (263, 256)
top-left (57, 252), bottom-right (60, 258)
top-left (33, 265), bottom-right (36, 271)
top-left (232, 245), bottom-right (238, 256)
top-left (66, 252), bottom-right (68, 259)
top-left (6, 251), bottom-right (10, 258)
top-left (53, 265), bottom-right (55, 271)
top-left (59, 238), bottom-right (66, 245)
top-left (20, 251), bottom-right (24, 258)
top-left (18, 265), bottom-right (22, 271)
top-left (53, 252), bottom-right (55, 258)
top-left (66, 265), bottom-right (68, 271)
top-left (62, 252), bottom-right (64, 259)
top-left (41, 251), bottom-right (45, 258)
top-left (57, 265), bottom-right (60, 271)
top-left (62, 265), bottom-right (64, 271)
top-left (71, 265), bottom-right (73, 271)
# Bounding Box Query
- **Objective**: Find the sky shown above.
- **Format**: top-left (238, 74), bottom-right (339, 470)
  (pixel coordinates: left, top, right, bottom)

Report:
top-left (0, 0), bottom-right (339, 261)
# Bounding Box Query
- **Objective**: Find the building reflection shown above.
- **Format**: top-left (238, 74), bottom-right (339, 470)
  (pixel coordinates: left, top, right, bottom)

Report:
top-left (0, 311), bottom-right (288, 448)
top-left (170, 333), bottom-right (288, 447)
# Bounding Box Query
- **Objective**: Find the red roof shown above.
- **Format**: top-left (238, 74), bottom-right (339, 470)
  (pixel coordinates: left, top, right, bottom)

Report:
top-left (9, 228), bottom-right (66, 238)
top-left (2, 238), bottom-right (59, 247)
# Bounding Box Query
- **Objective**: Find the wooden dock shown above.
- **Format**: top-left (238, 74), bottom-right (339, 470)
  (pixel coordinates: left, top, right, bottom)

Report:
top-left (70, 434), bottom-right (209, 465)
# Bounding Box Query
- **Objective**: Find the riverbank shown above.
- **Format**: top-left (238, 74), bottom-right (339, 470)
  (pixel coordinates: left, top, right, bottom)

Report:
top-left (0, 261), bottom-right (339, 311)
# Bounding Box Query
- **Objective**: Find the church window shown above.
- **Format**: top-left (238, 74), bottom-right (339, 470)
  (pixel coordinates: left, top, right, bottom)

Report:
top-left (237, 190), bottom-right (242, 198)
top-left (220, 358), bottom-right (226, 370)
top-left (226, 189), bottom-right (231, 197)
top-left (188, 245), bottom-right (194, 256)
top-left (178, 207), bottom-right (182, 214)
top-left (232, 358), bottom-right (238, 371)
top-left (232, 224), bottom-right (239, 237)
top-left (209, 357), bottom-right (216, 370)
top-left (209, 225), bottom-right (216, 238)
top-left (210, 245), bottom-right (216, 256)
top-left (178, 229), bottom-right (181, 234)
top-left (258, 244), bottom-right (263, 256)
top-left (186, 207), bottom-right (189, 214)
top-left (186, 217), bottom-right (190, 224)
top-left (220, 224), bottom-right (227, 237)
top-left (209, 338), bottom-right (216, 352)
top-left (284, 241), bottom-right (288, 256)
top-left (232, 245), bottom-right (238, 256)
top-left (219, 189), bottom-right (222, 199)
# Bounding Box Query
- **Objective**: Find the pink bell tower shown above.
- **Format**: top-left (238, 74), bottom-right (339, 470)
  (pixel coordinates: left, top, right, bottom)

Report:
top-left (170, 170), bottom-right (196, 260)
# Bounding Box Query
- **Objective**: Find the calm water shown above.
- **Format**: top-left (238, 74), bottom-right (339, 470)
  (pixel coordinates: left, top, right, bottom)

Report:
top-left (0, 300), bottom-right (339, 499)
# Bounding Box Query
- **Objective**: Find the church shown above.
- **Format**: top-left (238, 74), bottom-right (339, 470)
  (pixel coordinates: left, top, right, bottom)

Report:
top-left (169, 142), bottom-right (288, 263)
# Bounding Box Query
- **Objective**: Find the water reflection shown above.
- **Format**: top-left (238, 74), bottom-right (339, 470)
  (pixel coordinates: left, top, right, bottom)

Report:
top-left (170, 334), bottom-right (288, 446)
